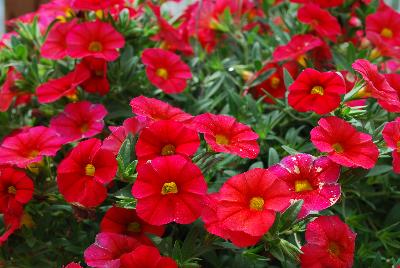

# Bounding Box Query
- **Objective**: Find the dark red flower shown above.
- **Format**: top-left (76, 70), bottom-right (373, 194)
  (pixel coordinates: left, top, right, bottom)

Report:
top-left (193, 113), bottom-right (260, 159)
top-left (120, 245), bottom-right (178, 268)
top-left (0, 203), bottom-right (23, 245)
top-left (132, 155), bottom-right (207, 225)
top-left (288, 68), bottom-right (346, 114)
top-left (300, 215), bottom-right (356, 268)
top-left (382, 117), bottom-right (400, 174)
top-left (57, 139), bottom-right (117, 207)
top-left (311, 116), bottom-right (379, 169)
top-left (79, 57), bottom-right (110, 95)
top-left (41, 20), bottom-right (77, 60)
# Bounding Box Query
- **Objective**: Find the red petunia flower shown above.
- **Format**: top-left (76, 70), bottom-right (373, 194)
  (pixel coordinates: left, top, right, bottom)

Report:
top-left (71, 0), bottom-right (124, 11)
top-left (0, 126), bottom-right (63, 168)
top-left (298, 4), bottom-right (341, 42)
top-left (41, 20), bottom-right (77, 60)
top-left (382, 117), bottom-right (400, 174)
top-left (135, 120), bottom-right (200, 164)
top-left (84, 232), bottom-right (142, 268)
top-left (100, 206), bottom-right (165, 244)
top-left (269, 154), bottom-right (341, 218)
top-left (57, 138), bottom-right (117, 207)
top-left (66, 21), bottom-right (125, 61)
top-left (217, 168), bottom-right (291, 237)
top-left (273, 34), bottom-right (323, 65)
top-left (130, 96), bottom-right (193, 123)
top-left (131, 155), bottom-right (207, 225)
top-left (64, 263), bottom-right (83, 268)
top-left (288, 68), bottom-right (346, 114)
top-left (0, 68), bottom-right (31, 112)
top-left (366, 7), bottom-right (400, 46)
top-left (311, 116), bottom-right (379, 169)
top-left (120, 245), bottom-right (178, 268)
top-left (193, 113), bottom-right (260, 159)
top-left (300, 215), bottom-right (356, 268)
top-left (36, 64), bottom-right (90, 103)
top-left (0, 167), bottom-right (33, 213)
top-left (78, 57), bottom-right (110, 95)
top-left (50, 101), bottom-right (107, 143)
top-left (290, 0), bottom-right (344, 8)
top-left (141, 48), bottom-right (192, 94)
top-left (0, 203), bottom-right (23, 245)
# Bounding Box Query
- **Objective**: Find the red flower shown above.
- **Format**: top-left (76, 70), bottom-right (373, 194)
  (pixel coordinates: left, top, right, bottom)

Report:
top-left (66, 21), bottom-right (125, 61)
top-left (298, 4), bottom-right (341, 42)
top-left (0, 126), bottom-right (63, 168)
top-left (382, 118), bottom-right (400, 173)
top-left (64, 263), bottom-right (83, 268)
top-left (0, 167), bottom-right (33, 213)
top-left (100, 206), bottom-right (165, 243)
top-left (290, 0), bottom-right (344, 8)
top-left (57, 139), bottom-right (117, 207)
top-left (131, 155), bottom-right (207, 225)
top-left (193, 113), bottom-right (260, 159)
top-left (36, 65), bottom-right (90, 103)
top-left (71, 0), bottom-right (124, 11)
top-left (130, 96), bottom-right (193, 123)
top-left (84, 232), bottom-right (142, 268)
top-left (120, 245), bottom-right (178, 268)
top-left (311, 116), bottom-right (379, 169)
top-left (0, 203), bottom-right (23, 245)
top-left (41, 20), bottom-right (76, 60)
top-left (366, 7), bottom-right (400, 46)
top-left (269, 154), bottom-right (341, 218)
top-left (141, 48), bottom-right (192, 94)
top-left (50, 101), bottom-right (107, 143)
top-left (273, 34), bottom-right (323, 65)
top-left (0, 68), bottom-right (30, 112)
top-left (288, 68), bottom-right (346, 114)
top-left (217, 168), bottom-right (291, 237)
top-left (78, 57), bottom-right (110, 95)
top-left (300, 215), bottom-right (356, 268)
top-left (136, 120), bottom-right (200, 164)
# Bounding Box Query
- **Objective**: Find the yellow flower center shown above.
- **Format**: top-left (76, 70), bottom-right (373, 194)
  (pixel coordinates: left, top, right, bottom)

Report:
top-left (294, 180), bottom-right (313, 192)
top-left (249, 196), bottom-right (264, 211)
top-left (311, 85), bottom-right (324, 96)
top-left (161, 182), bottom-right (178, 195)
top-left (297, 54), bottom-right (307, 67)
top-left (7, 186), bottom-right (17, 195)
top-left (80, 123), bottom-right (89, 133)
top-left (28, 150), bottom-right (39, 159)
top-left (332, 143), bottom-right (344, 153)
top-left (66, 92), bottom-right (79, 102)
top-left (397, 140), bottom-right (400, 153)
top-left (156, 68), bottom-right (168, 79)
top-left (85, 164), bottom-right (96, 176)
top-left (161, 144), bottom-right (176, 156)
top-left (380, 27), bottom-right (393, 38)
top-left (328, 242), bottom-right (341, 256)
top-left (215, 134), bottom-right (229, 145)
top-left (270, 77), bottom-right (280, 89)
top-left (88, 41), bottom-right (103, 52)
top-left (369, 48), bottom-right (381, 60)
top-left (126, 222), bottom-right (141, 233)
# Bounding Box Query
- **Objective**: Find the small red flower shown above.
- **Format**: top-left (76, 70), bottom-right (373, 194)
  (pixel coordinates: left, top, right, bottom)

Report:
top-left (66, 21), bottom-right (125, 61)
top-left (0, 167), bottom-right (33, 213)
top-left (0, 68), bottom-right (30, 112)
top-left (71, 0), bottom-right (124, 11)
top-left (132, 155), bottom-right (207, 225)
top-left (50, 101), bottom-right (107, 143)
top-left (311, 116), bottom-right (379, 169)
top-left (270, 154), bottom-right (341, 218)
top-left (100, 206), bottom-right (165, 243)
top-left (298, 4), bottom-right (341, 42)
top-left (193, 113), bottom-right (260, 159)
top-left (217, 168), bottom-right (291, 237)
top-left (0, 126), bottom-right (63, 168)
top-left (366, 7), bottom-right (400, 46)
top-left (64, 262), bottom-right (83, 268)
top-left (288, 68), bottom-right (346, 114)
top-left (0, 203), bottom-right (23, 245)
top-left (57, 138), bottom-right (117, 207)
top-left (78, 57), bottom-right (110, 95)
top-left (120, 245), bottom-right (178, 268)
top-left (41, 20), bottom-right (76, 60)
top-left (141, 48), bottom-right (192, 94)
top-left (300, 215), bottom-right (356, 268)
top-left (382, 117), bottom-right (400, 174)
top-left (130, 96), bottom-right (193, 123)
top-left (136, 120), bottom-right (200, 164)
top-left (290, 0), bottom-right (344, 8)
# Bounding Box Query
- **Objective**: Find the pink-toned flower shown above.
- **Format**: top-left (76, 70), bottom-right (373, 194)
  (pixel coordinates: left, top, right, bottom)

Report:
top-left (382, 117), bottom-right (400, 173)
top-left (71, 0), bottom-right (124, 11)
top-left (120, 245), bottom-right (178, 268)
top-left (41, 20), bottom-right (77, 60)
top-left (0, 68), bottom-right (31, 112)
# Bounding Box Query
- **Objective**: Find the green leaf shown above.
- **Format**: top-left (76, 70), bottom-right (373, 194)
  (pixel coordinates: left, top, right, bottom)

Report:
top-left (268, 147), bottom-right (280, 167)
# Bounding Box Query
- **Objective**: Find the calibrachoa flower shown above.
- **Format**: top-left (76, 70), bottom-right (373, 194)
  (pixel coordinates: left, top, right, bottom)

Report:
top-left (79, 57), bottom-right (110, 95)
top-left (0, 203), bottom-right (23, 245)
top-left (130, 96), bottom-right (193, 123)
top-left (131, 155), bottom-right (207, 225)
top-left (311, 116), bottom-right (379, 169)
top-left (0, 126), bottom-right (63, 168)
top-left (84, 232), bottom-right (143, 268)
top-left (270, 154), bottom-right (341, 218)
top-left (64, 263), bottom-right (83, 268)
top-left (217, 168), bottom-right (291, 237)
top-left (120, 245), bottom-right (178, 268)
top-left (57, 138), bottom-right (117, 207)
top-left (141, 48), bottom-right (192, 94)
top-left (71, 0), bottom-right (124, 11)
top-left (366, 6), bottom-right (400, 46)
top-left (0, 167), bottom-right (34, 213)
top-left (41, 20), bottom-right (76, 60)
top-left (135, 120), bottom-right (200, 164)
top-left (193, 113), bottom-right (260, 159)
top-left (66, 21), bottom-right (125, 61)
top-left (300, 215), bottom-right (356, 268)
top-left (382, 117), bottom-right (400, 173)
top-left (50, 101), bottom-right (107, 142)
top-left (0, 68), bottom-right (31, 112)
top-left (288, 68), bottom-right (346, 114)
top-left (290, 0), bottom-right (344, 8)
top-left (100, 206), bottom-right (165, 244)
